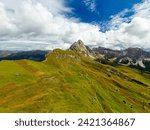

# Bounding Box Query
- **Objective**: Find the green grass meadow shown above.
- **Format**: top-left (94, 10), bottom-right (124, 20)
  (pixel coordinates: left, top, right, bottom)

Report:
top-left (0, 49), bottom-right (150, 112)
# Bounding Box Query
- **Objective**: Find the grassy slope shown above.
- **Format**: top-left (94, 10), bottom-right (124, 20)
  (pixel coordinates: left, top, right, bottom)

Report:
top-left (0, 49), bottom-right (150, 113)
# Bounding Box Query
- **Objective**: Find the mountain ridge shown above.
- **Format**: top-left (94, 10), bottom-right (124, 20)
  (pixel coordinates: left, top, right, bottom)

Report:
top-left (0, 40), bottom-right (150, 72)
top-left (0, 40), bottom-right (150, 112)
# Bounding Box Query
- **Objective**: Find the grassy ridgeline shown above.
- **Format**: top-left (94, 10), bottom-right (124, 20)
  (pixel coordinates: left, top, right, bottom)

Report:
top-left (0, 49), bottom-right (150, 112)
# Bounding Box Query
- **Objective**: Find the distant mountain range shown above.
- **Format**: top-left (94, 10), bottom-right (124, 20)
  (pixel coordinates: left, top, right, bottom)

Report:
top-left (0, 40), bottom-right (150, 72)
top-left (70, 40), bottom-right (150, 72)
top-left (92, 46), bottom-right (150, 72)
top-left (0, 50), bottom-right (50, 61)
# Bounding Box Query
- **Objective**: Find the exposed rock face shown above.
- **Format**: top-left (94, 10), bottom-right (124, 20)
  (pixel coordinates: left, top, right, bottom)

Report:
top-left (92, 47), bottom-right (121, 58)
top-left (92, 46), bottom-right (150, 71)
top-left (123, 48), bottom-right (150, 59)
top-left (116, 48), bottom-right (150, 69)
top-left (69, 40), bottom-right (94, 58)
top-left (93, 47), bottom-right (150, 59)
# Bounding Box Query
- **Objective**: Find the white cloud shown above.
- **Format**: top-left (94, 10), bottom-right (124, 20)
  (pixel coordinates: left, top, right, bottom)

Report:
top-left (0, 2), bottom-right (17, 36)
top-left (104, 0), bottom-right (150, 49)
top-left (0, 0), bottom-right (150, 50)
top-left (0, 0), bottom-right (102, 50)
top-left (124, 17), bottom-right (150, 38)
top-left (82, 0), bottom-right (97, 12)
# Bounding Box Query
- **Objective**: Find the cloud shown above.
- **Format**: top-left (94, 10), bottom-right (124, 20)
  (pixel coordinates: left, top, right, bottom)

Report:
top-left (0, 0), bottom-right (102, 50)
top-left (0, 2), bottom-right (17, 36)
top-left (82, 0), bottom-right (97, 12)
top-left (0, 0), bottom-right (150, 50)
top-left (104, 0), bottom-right (150, 49)
top-left (0, 40), bottom-right (52, 50)
top-left (124, 17), bottom-right (150, 38)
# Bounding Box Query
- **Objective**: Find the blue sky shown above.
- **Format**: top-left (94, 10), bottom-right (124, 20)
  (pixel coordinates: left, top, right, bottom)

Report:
top-left (0, 0), bottom-right (150, 50)
top-left (67, 0), bottom-right (142, 24)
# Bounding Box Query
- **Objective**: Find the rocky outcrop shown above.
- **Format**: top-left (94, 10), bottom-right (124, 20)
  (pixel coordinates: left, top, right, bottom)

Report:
top-left (92, 46), bottom-right (150, 71)
top-left (69, 40), bottom-right (94, 58)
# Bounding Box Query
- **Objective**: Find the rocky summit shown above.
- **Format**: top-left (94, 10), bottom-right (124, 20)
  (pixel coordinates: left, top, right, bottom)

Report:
top-left (69, 40), bottom-right (94, 58)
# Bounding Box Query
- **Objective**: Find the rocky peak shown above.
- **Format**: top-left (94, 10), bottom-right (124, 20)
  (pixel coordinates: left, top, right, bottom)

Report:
top-left (69, 40), bottom-right (93, 58)
top-left (70, 40), bottom-right (87, 52)
top-left (123, 48), bottom-right (150, 59)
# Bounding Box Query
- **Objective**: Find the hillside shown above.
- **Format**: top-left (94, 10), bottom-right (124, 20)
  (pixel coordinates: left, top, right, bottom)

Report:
top-left (0, 46), bottom-right (150, 113)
